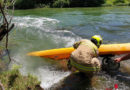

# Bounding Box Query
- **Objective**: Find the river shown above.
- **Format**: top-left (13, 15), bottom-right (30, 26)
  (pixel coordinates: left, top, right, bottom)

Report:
top-left (7, 6), bottom-right (130, 89)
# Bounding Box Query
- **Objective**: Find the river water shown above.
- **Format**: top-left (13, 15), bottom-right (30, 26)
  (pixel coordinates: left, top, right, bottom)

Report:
top-left (7, 7), bottom-right (130, 89)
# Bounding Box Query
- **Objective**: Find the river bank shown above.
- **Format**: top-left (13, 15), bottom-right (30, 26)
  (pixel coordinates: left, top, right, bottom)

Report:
top-left (0, 64), bottom-right (43, 90)
top-left (15, 0), bottom-right (130, 9)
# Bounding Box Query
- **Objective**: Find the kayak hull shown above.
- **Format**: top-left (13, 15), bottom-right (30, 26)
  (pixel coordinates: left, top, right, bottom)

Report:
top-left (27, 43), bottom-right (130, 60)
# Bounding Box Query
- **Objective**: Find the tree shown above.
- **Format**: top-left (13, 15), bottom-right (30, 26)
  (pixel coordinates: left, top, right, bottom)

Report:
top-left (0, 0), bottom-right (15, 62)
top-left (70, 0), bottom-right (105, 7)
top-left (84, 0), bottom-right (105, 7)
top-left (15, 0), bottom-right (36, 9)
top-left (114, 0), bottom-right (125, 4)
top-left (53, 0), bottom-right (70, 8)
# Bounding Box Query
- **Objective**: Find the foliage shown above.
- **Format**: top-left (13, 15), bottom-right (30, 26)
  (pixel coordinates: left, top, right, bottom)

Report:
top-left (84, 0), bottom-right (105, 7)
top-left (105, 0), bottom-right (130, 6)
top-left (114, 0), bottom-right (130, 5)
top-left (0, 0), bottom-right (3, 5)
top-left (14, 0), bottom-right (130, 9)
top-left (69, 0), bottom-right (105, 7)
top-left (15, 0), bottom-right (36, 9)
top-left (0, 65), bottom-right (42, 90)
top-left (104, 0), bottom-right (115, 6)
top-left (53, 0), bottom-right (70, 8)
top-left (114, 0), bottom-right (125, 3)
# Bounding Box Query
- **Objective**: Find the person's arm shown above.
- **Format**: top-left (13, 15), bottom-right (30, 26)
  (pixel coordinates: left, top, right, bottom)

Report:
top-left (114, 54), bottom-right (130, 63)
top-left (73, 41), bottom-right (81, 49)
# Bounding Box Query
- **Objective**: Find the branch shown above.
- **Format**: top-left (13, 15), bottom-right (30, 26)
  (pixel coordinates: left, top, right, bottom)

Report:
top-left (0, 3), bottom-right (9, 26)
top-left (9, 0), bottom-right (15, 24)
top-left (0, 1), bottom-right (15, 63)
top-left (0, 80), bottom-right (5, 90)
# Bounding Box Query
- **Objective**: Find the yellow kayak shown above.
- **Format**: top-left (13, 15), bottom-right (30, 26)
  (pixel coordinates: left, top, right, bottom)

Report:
top-left (27, 43), bottom-right (130, 60)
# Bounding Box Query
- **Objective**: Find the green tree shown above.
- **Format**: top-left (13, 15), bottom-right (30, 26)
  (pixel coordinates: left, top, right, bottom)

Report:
top-left (53, 0), bottom-right (70, 8)
top-left (84, 0), bottom-right (105, 7)
top-left (70, 0), bottom-right (105, 7)
top-left (114, 0), bottom-right (125, 3)
top-left (15, 0), bottom-right (36, 9)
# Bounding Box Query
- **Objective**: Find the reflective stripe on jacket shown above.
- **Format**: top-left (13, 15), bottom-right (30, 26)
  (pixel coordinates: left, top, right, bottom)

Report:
top-left (70, 58), bottom-right (100, 72)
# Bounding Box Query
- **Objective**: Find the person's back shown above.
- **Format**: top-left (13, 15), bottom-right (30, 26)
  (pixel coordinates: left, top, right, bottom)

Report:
top-left (71, 39), bottom-right (98, 65)
top-left (68, 35), bottom-right (103, 76)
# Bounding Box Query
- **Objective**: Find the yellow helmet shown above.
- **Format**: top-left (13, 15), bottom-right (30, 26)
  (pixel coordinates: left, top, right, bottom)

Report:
top-left (91, 35), bottom-right (103, 48)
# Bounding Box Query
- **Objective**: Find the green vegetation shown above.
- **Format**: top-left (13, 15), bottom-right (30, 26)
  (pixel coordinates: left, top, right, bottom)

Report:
top-left (104, 0), bottom-right (130, 6)
top-left (0, 65), bottom-right (42, 90)
top-left (15, 0), bottom-right (36, 9)
top-left (53, 0), bottom-right (70, 8)
top-left (14, 0), bottom-right (130, 9)
top-left (0, 0), bottom-right (42, 89)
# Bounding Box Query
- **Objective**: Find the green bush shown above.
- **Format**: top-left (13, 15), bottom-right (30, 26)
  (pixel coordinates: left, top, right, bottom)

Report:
top-left (115, 2), bottom-right (129, 5)
top-left (15, 0), bottom-right (36, 9)
top-left (105, 0), bottom-right (130, 6)
top-left (13, 0), bottom-right (130, 9)
top-left (105, 0), bottom-right (115, 6)
top-left (0, 65), bottom-right (42, 90)
top-left (84, 0), bottom-right (105, 7)
top-left (69, 0), bottom-right (105, 7)
top-left (114, 0), bottom-right (125, 4)
top-left (102, 3), bottom-right (113, 6)
top-left (53, 0), bottom-right (70, 8)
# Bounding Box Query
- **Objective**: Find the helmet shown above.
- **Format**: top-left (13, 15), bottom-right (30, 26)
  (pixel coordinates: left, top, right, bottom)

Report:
top-left (91, 35), bottom-right (103, 48)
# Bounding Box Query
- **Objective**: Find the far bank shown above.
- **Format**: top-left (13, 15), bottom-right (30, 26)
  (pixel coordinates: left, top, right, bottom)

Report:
top-left (15, 0), bottom-right (130, 9)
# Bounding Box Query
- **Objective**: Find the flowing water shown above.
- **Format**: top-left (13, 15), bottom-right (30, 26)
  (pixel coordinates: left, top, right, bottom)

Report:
top-left (5, 7), bottom-right (130, 89)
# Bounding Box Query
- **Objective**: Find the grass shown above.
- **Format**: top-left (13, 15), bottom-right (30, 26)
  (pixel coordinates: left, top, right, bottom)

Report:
top-left (0, 65), bottom-right (42, 90)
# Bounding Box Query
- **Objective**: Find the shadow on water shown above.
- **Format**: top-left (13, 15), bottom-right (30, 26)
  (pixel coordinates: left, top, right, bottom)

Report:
top-left (116, 72), bottom-right (130, 86)
top-left (106, 65), bottom-right (130, 87)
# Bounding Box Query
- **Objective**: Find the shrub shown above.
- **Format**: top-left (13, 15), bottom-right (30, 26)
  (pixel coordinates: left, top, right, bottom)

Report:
top-left (53, 0), bottom-right (70, 8)
top-left (15, 0), bottom-right (36, 9)
top-left (84, 0), bottom-right (105, 7)
top-left (0, 65), bottom-right (42, 90)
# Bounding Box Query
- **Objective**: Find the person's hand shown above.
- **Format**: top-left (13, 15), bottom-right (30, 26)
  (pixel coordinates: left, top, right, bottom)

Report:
top-left (114, 57), bottom-right (121, 63)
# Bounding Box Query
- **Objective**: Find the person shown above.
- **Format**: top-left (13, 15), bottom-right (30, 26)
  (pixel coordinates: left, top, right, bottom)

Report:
top-left (68, 35), bottom-right (103, 76)
top-left (114, 54), bottom-right (130, 63)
